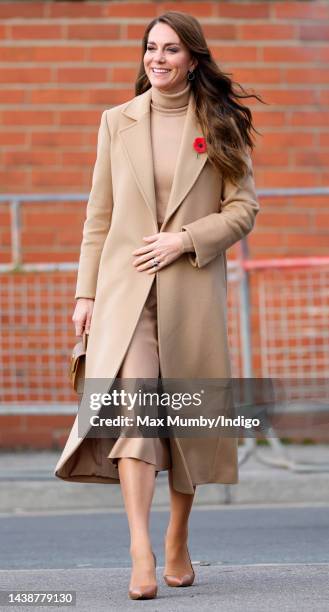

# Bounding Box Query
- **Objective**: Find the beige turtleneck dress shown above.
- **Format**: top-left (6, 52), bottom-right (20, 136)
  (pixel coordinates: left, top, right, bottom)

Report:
top-left (107, 83), bottom-right (196, 473)
top-left (150, 83), bottom-right (194, 250)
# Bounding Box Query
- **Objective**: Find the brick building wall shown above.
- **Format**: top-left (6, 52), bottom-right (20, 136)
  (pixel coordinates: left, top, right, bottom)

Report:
top-left (1, 0), bottom-right (329, 259)
top-left (0, 1), bottom-right (328, 448)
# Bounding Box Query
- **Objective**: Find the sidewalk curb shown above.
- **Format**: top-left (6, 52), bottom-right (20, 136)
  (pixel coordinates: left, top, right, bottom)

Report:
top-left (1, 445), bottom-right (329, 513)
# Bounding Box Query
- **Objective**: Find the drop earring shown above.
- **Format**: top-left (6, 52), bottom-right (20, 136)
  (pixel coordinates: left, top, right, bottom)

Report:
top-left (187, 69), bottom-right (195, 81)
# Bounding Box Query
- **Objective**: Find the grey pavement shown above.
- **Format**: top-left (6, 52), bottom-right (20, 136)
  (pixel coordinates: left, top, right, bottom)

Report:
top-left (1, 505), bottom-right (329, 569)
top-left (0, 443), bottom-right (329, 513)
top-left (1, 564), bottom-right (329, 611)
top-left (1, 505), bottom-right (329, 611)
top-left (1, 444), bottom-right (329, 611)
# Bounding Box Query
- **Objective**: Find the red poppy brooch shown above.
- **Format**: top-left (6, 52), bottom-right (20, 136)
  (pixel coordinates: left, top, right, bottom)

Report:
top-left (193, 137), bottom-right (207, 158)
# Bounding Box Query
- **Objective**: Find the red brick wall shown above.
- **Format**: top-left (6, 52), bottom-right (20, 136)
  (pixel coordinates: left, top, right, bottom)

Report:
top-left (1, 1), bottom-right (329, 259)
top-left (1, 2), bottom-right (328, 448)
top-left (0, 414), bottom-right (73, 450)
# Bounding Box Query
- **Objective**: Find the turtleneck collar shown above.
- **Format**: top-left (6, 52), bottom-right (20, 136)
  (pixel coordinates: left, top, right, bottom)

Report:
top-left (151, 82), bottom-right (191, 113)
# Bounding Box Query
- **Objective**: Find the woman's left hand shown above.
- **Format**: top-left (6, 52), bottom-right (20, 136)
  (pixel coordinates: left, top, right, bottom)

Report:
top-left (132, 232), bottom-right (184, 274)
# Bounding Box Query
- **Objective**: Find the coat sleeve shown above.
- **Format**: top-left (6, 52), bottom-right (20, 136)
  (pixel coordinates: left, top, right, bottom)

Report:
top-left (75, 110), bottom-right (113, 299)
top-left (180, 152), bottom-right (260, 268)
top-left (181, 229), bottom-right (195, 253)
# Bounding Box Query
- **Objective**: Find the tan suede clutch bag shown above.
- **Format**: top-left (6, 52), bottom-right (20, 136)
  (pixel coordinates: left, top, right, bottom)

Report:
top-left (69, 331), bottom-right (88, 394)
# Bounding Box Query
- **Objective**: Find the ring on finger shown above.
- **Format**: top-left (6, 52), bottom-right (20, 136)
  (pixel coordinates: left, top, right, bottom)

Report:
top-left (152, 257), bottom-right (160, 268)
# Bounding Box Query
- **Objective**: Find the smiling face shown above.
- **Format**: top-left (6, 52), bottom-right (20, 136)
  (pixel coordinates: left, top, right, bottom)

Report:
top-left (143, 22), bottom-right (197, 94)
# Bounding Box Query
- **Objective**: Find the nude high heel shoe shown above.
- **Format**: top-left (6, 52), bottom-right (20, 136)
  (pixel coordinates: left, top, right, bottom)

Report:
top-left (163, 542), bottom-right (195, 587)
top-left (128, 551), bottom-right (158, 600)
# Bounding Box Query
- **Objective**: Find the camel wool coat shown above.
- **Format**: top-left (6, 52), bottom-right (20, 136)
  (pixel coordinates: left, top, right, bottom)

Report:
top-left (54, 87), bottom-right (260, 494)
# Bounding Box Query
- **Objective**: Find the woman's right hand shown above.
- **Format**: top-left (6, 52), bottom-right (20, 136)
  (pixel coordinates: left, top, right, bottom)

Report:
top-left (72, 298), bottom-right (94, 336)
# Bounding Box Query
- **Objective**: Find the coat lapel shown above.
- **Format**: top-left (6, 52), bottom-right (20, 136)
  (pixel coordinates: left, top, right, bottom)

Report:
top-left (119, 89), bottom-right (157, 227)
top-left (119, 87), bottom-right (208, 229)
top-left (161, 91), bottom-right (208, 228)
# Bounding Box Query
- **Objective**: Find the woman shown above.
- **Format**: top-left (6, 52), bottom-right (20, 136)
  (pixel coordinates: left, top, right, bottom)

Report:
top-left (55, 11), bottom-right (262, 601)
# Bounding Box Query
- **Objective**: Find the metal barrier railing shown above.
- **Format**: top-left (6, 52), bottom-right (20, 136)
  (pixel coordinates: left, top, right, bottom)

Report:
top-left (237, 255), bottom-right (329, 474)
top-left (0, 263), bottom-right (242, 409)
top-left (1, 189), bottom-right (329, 477)
top-left (1, 187), bottom-right (329, 272)
top-left (0, 191), bottom-right (253, 410)
top-left (234, 188), bottom-right (329, 475)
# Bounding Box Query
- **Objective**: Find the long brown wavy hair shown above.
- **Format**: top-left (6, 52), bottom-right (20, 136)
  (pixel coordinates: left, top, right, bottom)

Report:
top-left (135, 11), bottom-right (267, 185)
